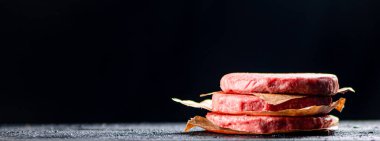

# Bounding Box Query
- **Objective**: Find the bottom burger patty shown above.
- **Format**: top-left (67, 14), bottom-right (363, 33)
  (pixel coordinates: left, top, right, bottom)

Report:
top-left (206, 112), bottom-right (335, 133)
top-left (212, 93), bottom-right (332, 113)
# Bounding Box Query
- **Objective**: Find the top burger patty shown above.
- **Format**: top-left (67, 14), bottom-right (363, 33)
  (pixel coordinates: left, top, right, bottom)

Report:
top-left (220, 73), bottom-right (339, 95)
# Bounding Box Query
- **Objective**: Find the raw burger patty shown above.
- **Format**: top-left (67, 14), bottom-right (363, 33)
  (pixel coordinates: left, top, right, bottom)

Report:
top-left (220, 73), bottom-right (339, 95)
top-left (212, 93), bottom-right (332, 113)
top-left (206, 112), bottom-right (335, 133)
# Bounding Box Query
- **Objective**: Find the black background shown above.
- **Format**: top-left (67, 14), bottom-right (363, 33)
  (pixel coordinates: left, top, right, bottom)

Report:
top-left (2, 0), bottom-right (380, 123)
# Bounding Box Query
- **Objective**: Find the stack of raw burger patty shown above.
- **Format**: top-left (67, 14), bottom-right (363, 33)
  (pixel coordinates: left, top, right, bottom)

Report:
top-left (174, 73), bottom-right (353, 134)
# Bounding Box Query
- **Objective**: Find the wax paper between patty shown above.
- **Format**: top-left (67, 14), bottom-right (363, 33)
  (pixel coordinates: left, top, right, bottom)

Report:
top-left (199, 87), bottom-right (354, 105)
top-left (172, 98), bottom-right (346, 116)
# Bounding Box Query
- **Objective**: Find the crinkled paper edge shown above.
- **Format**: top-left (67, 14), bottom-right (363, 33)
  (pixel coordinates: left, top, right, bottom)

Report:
top-left (172, 98), bottom-right (212, 110)
top-left (184, 115), bottom-right (339, 135)
top-left (336, 87), bottom-right (355, 94)
top-left (172, 98), bottom-right (346, 116)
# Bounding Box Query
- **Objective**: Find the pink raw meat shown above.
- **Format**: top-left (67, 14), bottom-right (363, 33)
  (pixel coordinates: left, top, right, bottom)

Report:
top-left (206, 112), bottom-right (334, 133)
top-left (211, 92), bottom-right (332, 114)
top-left (220, 73), bottom-right (339, 95)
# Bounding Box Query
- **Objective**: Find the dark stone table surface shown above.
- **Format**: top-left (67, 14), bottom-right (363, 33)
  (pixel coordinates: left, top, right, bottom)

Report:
top-left (0, 120), bottom-right (379, 140)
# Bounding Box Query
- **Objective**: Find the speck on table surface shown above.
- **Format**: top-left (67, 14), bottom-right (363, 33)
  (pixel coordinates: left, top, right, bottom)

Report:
top-left (0, 120), bottom-right (379, 141)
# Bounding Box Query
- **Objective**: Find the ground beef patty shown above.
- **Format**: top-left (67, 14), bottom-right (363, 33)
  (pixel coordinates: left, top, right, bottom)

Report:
top-left (220, 73), bottom-right (339, 95)
top-left (206, 112), bottom-right (335, 133)
top-left (212, 93), bottom-right (332, 113)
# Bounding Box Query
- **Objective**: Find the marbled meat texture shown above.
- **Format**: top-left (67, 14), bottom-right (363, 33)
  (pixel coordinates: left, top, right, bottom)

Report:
top-left (206, 112), bottom-right (335, 134)
top-left (212, 93), bottom-right (332, 114)
top-left (220, 73), bottom-right (339, 95)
